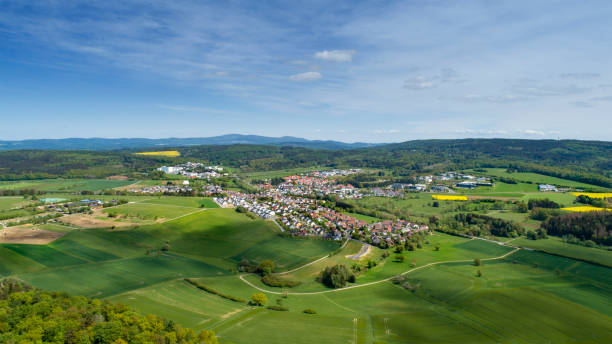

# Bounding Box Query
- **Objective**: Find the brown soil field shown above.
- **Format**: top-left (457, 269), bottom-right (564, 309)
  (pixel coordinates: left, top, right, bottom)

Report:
top-left (106, 175), bottom-right (129, 180)
top-left (60, 211), bottom-right (139, 229)
top-left (0, 225), bottom-right (65, 244)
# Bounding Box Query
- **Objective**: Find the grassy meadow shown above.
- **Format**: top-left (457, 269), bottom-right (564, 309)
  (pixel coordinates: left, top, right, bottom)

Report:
top-left (0, 181), bottom-right (611, 344)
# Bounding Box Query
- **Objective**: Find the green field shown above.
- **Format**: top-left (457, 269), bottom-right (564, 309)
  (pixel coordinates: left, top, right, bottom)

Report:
top-left (342, 212), bottom-right (381, 223)
top-left (0, 178), bottom-right (135, 192)
top-left (0, 197), bottom-right (31, 210)
top-left (102, 202), bottom-right (202, 221)
top-left (1, 209), bottom-right (340, 297)
top-left (513, 237), bottom-right (612, 267)
top-left (140, 196), bottom-right (219, 208)
top-left (1, 196), bottom-right (611, 343)
top-left (483, 168), bottom-right (609, 190)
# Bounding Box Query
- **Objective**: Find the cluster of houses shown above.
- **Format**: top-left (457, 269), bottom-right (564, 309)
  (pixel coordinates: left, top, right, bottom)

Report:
top-left (128, 184), bottom-right (194, 194)
top-left (308, 169), bottom-right (362, 178)
top-left (368, 188), bottom-right (404, 198)
top-left (157, 162), bottom-right (226, 179)
top-left (257, 173), bottom-right (362, 199)
top-left (212, 189), bottom-right (429, 248)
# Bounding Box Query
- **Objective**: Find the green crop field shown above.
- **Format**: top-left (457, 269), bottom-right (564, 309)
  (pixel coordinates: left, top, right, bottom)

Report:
top-left (1, 200), bottom-right (610, 343)
top-left (483, 168), bottom-right (609, 190)
top-left (513, 237), bottom-right (612, 267)
top-left (125, 248), bottom-right (612, 344)
top-left (0, 179), bottom-right (135, 192)
top-left (140, 196), bottom-right (219, 208)
top-left (102, 202), bottom-right (202, 221)
top-left (0, 197), bottom-right (31, 210)
top-left (2, 209), bottom-right (340, 297)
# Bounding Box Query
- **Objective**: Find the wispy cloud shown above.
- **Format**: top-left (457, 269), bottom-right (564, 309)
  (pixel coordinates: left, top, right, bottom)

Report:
top-left (403, 68), bottom-right (462, 90)
top-left (289, 71), bottom-right (322, 82)
top-left (559, 72), bottom-right (600, 79)
top-left (314, 50), bottom-right (355, 62)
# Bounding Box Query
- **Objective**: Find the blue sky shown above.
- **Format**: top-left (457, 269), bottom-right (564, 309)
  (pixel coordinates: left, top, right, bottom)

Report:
top-left (0, 0), bottom-right (611, 142)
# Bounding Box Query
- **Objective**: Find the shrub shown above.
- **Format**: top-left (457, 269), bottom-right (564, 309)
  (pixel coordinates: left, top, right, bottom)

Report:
top-left (303, 308), bottom-right (317, 314)
top-left (184, 279), bottom-right (246, 303)
top-left (474, 258), bottom-right (481, 266)
top-left (261, 274), bottom-right (301, 288)
top-left (391, 275), bottom-right (407, 285)
top-left (266, 306), bottom-right (289, 311)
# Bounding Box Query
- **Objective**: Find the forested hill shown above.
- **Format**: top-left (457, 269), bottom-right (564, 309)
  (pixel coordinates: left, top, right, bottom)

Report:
top-left (0, 135), bottom-right (378, 151)
top-left (0, 139), bottom-right (610, 187)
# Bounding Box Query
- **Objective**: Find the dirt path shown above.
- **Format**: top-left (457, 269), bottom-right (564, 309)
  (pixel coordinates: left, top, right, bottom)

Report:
top-left (347, 243), bottom-right (371, 260)
top-left (238, 248), bottom-right (520, 295)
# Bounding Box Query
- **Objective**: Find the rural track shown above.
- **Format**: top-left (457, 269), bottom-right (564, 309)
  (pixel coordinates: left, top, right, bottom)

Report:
top-left (238, 248), bottom-right (521, 295)
top-left (347, 242), bottom-right (371, 260)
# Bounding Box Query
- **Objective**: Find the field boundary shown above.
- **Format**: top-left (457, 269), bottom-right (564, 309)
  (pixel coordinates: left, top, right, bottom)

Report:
top-left (239, 248), bottom-right (520, 295)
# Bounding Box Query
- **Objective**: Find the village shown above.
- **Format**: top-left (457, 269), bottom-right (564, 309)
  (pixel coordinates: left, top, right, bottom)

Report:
top-left (213, 188), bottom-right (429, 248)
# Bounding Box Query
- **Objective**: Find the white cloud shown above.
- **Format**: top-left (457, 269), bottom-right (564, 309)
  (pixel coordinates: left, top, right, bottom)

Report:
top-left (373, 129), bottom-right (400, 134)
top-left (289, 71), bottom-right (322, 82)
top-left (522, 129), bottom-right (546, 136)
top-left (314, 50), bottom-right (355, 62)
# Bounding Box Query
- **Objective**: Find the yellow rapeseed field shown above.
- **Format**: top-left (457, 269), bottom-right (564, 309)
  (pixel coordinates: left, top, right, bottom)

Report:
top-left (432, 195), bottom-right (468, 201)
top-left (561, 206), bottom-right (611, 212)
top-left (571, 192), bottom-right (612, 199)
top-left (134, 151), bottom-right (180, 157)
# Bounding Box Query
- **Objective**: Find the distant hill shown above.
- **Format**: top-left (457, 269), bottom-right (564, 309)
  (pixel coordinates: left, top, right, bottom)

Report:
top-left (0, 134), bottom-right (381, 151)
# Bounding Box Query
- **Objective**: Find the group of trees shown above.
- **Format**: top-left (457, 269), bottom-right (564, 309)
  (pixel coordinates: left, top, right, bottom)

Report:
top-left (439, 213), bottom-right (524, 238)
top-left (541, 212), bottom-right (611, 245)
top-left (0, 279), bottom-right (218, 344)
top-left (575, 195), bottom-right (609, 208)
top-left (317, 264), bottom-right (356, 288)
top-left (528, 199), bottom-right (561, 210)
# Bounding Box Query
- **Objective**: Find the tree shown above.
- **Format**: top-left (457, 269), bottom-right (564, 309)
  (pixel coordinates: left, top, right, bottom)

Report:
top-left (256, 260), bottom-right (275, 275)
top-left (250, 293), bottom-right (267, 306)
top-left (516, 201), bottom-right (528, 213)
top-left (434, 243), bottom-right (440, 251)
top-left (318, 264), bottom-right (355, 288)
top-left (474, 258), bottom-right (481, 266)
top-left (395, 255), bottom-right (405, 263)
top-left (476, 269), bottom-right (482, 277)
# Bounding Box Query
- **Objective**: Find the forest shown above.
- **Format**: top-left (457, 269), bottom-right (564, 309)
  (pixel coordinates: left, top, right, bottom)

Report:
top-left (0, 279), bottom-right (218, 344)
top-left (541, 212), bottom-right (612, 245)
top-left (0, 139), bottom-right (610, 187)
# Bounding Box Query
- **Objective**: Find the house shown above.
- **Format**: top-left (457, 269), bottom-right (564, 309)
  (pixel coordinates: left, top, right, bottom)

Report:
top-left (456, 181), bottom-right (476, 189)
top-left (538, 184), bottom-right (557, 192)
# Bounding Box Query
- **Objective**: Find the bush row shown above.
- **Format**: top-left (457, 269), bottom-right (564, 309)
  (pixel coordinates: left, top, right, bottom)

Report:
top-left (184, 278), bottom-right (246, 303)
